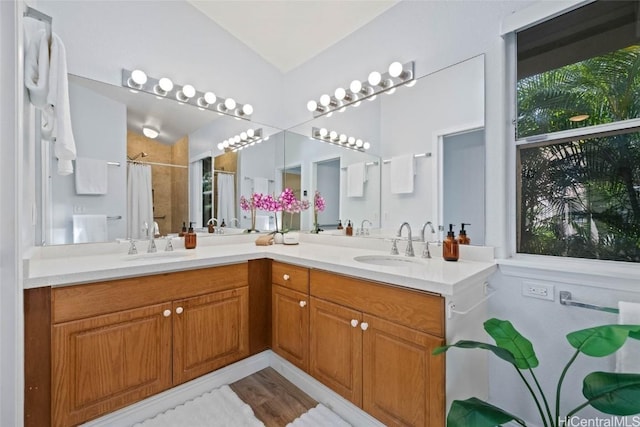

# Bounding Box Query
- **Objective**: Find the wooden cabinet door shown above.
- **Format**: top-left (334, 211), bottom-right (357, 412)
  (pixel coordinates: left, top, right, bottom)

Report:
top-left (52, 302), bottom-right (173, 427)
top-left (272, 284), bottom-right (309, 371)
top-left (310, 297), bottom-right (363, 406)
top-left (362, 314), bottom-right (445, 427)
top-left (173, 286), bottom-right (249, 384)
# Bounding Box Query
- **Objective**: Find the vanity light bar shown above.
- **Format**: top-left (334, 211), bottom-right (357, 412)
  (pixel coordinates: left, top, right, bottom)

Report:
top-left (307, 61), bottom-right (415, 118)
top-left (311, 127), bottom-right (371, 152)
top-left (217, 128), bottom-right (264, 153)
top-left (122, 69), bottom-right (254, 120)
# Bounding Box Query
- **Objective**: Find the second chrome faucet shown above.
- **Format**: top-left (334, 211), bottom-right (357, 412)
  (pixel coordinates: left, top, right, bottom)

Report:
top-left (397, 222), bottom-right (414, 257)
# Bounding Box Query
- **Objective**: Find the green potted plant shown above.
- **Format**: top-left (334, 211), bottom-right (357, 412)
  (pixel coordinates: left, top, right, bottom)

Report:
top-left (434, 318), bottom-right (640, 426)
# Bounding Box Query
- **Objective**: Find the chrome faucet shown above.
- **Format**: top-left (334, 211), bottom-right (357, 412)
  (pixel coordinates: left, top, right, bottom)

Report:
top-left (420, 221), bottom-right (436, 258)
top-left (229, 218), bottom-right (240, 228)
top-left (397, 222), bottom-right (414, 257)
top-left (359, 219), bottom-right (372, 236)
top-left (207, 218), bottom-right (218, 226)
top-left (143, 222), bottom-right (157, 253)
top-left (127, 239), bottom-right (138, 255)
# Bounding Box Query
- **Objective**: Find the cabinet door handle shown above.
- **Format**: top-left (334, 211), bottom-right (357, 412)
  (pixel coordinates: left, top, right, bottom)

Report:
top-left (163, 309), bottom-right (171, 317)
top-left (360, 322), bottom-right (369, 331)
top-left (299, 300), bottom-right (307, 308)
top-left (175, 306), bottom-right (184, 314)
top-left (283, 274), bottom-right (290, 281)
top-left (351, 319), bottom-right (359, 328)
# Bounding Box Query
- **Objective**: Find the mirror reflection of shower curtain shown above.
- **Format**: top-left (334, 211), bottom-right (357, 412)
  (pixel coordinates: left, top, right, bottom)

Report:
top-left (127, 163), bottom-right (153, 239)
top-left (189, 160), bottom-right (203, 228)
top-left (217, 173), bottom-right (235, 226)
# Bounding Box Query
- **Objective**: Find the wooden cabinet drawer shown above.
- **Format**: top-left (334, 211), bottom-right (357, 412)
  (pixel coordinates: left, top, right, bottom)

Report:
top-left (271, 261), bottom-right (309, 293)
top-left (310, 270), bottom-right (444, 337)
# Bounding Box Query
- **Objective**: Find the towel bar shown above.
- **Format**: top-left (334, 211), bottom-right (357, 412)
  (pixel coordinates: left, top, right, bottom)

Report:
top-left (447, 284), bottom-right (495, 319)
top-left (382, 152), bottom-right (431, 164)
top-left (107, 216), bottom-right (122, 220)
top-left (559, 291), bottom-right (619, 314)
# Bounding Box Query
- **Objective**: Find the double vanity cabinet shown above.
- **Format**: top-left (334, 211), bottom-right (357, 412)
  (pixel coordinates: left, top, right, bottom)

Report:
top-left (24, 240), bottom-right (495, 427)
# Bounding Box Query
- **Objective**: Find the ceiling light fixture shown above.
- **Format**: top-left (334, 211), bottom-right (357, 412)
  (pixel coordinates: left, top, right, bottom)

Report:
top-left (216, 128), bottom-right (264, 153)
top-left (306, 61), bottom-right (414, 118)
top-left (121, 69), bottom-right (253, 119)
top-left (311, 127), bottom-right (371, 153)
top-left (142, 126), bottom-right (159, 139)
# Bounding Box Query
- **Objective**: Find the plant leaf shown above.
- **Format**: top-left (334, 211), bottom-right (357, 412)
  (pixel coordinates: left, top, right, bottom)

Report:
top-left (582, 372), bottom-right (640, 415)
top-left (447, 397), bottom-right (526, 427)
top-left (484, 318), bottom-right (539, 369)
top-left (433, 340), bottom-right (517, 365)
top-left (566, 325), bottom-right (640, 357)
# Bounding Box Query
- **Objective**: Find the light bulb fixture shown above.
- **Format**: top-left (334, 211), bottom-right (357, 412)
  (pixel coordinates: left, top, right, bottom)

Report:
top-left (306, 61), bottom-right (414, 118)
top-left (121, 69), bottom-right (254, 119)
top-left (311, 127), bottom-right (371, 153)
top-left (217, 128), bottom-right (264, 152)
top-left (142, 126), bottom-right (159, 139)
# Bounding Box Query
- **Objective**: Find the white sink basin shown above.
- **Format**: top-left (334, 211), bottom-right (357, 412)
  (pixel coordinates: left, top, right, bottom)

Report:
top-left (124, 251), bottom-right (195, 262)
top-left (353, 255), bottom-right (424, 267)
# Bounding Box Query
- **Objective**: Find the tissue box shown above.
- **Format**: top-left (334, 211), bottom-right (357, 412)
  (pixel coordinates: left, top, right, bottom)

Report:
top-left (283, 232), bottom-right (299, 245)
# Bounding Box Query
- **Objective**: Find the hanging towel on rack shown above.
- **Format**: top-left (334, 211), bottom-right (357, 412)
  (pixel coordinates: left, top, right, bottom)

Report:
top-left (24, 29), bottom-right (50, 109)
top-left (616, 301), bottom-right (640, 373)
top-left (75, 158), bottom-right (108, 195)
top-left (253, 177), bottom-right (269, 195)
top-left (42, 32), bottom-right (77, 176)
top-left (73, 214), bottom-right (108, 243)
top-left (347, 162), bottom-right (366, 198)
top-left (390, 155), bottom-right (415, 194)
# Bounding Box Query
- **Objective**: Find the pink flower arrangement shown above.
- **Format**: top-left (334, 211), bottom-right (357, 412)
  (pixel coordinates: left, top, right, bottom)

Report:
top-left (314, 191), bottom-right (325, 213)
top-left (240, 188), bottom-right (310, 233)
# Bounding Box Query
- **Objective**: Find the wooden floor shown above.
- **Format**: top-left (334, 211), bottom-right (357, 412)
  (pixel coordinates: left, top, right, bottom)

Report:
top-left (230, 367), bottom-right (318, 427)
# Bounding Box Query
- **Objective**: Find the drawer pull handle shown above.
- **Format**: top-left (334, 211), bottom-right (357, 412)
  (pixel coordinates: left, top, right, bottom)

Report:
top-left (360, 322), bottom-right (369, 331)
top-left (163, 309), bottom-right (171, 317)
top-left (283, 274), bottom-right (290, 281)
top-left (176, 306), bottom-right (184, 314)
top-left (351, 319), bottom-right (359, 328)
top-left (299, 300), bottom-right (307, 308)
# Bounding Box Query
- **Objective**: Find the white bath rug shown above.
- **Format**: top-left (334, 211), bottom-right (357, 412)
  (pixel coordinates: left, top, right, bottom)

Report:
top-left (286, 404), bottom-right (351, 427)
top-left (133, 385), bottom-right (264, 427)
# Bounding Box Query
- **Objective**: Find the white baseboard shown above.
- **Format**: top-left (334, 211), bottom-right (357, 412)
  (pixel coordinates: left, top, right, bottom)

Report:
top-left (82, 350), bottom-right (382, 427)
top-left (82, 352), bottom-right (270, 426)
top-left (268, 352), bottom-right (384, 427)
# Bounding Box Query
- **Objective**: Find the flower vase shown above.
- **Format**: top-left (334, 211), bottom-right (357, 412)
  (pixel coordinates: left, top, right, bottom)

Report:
top-left (311, 211), bottom-right (321, 233)
top-left (273, 232), bottom-right (284, 244)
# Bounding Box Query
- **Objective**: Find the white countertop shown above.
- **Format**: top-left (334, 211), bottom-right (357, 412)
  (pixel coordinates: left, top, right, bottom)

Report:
top-left (24, 234), bottom-right (496, 296)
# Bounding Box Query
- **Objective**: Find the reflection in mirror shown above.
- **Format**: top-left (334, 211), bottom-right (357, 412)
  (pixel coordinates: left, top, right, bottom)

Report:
top-left (42, 74), bottom-right (283, 245)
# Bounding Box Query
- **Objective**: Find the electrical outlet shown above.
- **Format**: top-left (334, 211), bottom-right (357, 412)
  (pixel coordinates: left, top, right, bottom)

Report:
top-left (521, 281), bottom-right (554, 301)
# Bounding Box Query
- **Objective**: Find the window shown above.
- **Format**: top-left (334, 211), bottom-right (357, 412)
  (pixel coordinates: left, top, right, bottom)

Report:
top-left (516, 0), bottom-right (640, 262)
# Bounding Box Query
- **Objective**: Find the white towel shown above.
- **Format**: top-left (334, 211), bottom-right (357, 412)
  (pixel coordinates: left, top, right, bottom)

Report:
top-left (24, 30), bottom-right (50, 109)
top-left (616, 301), bottom-right (640, 373)
top-left (42, 32), bottom-right (77, 176)
top-left (390, 154), bottom-right (415, 194)
top-left (253, 177), bottom-right (269, 195)
top-left (73, 214), bottom-right (108, 243)
top-left (75, 158), bottom-right (108, 195)
top-left (347, 162), bottom-right (366, 198)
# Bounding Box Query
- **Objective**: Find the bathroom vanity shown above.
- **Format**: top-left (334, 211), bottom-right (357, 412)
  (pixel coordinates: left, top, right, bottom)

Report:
top-left (23, 235), bottom-right (495, 427)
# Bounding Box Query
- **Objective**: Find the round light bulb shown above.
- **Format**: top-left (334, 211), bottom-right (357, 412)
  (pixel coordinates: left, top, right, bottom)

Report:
top-left (225, 98), bottom-right (237, 110)
top-left (329, 131), bottom-right (338, 140)
top-left (203, 91), bottom-right (216, 105)
top-left (350, 80), bottom-right (362, 93)
top-left (222, 140), bottom-right (229, 148)
top-left (240, 132), bottom-right (248, 141)
top-left (368, 71), bottom-right (382, 86)
top-left (388, 62), bottom-right (403, 78)
top-left (182, 84), bottom-right (196, 98)
top-left (242, 104), bottom-right (253, 115)
top-left (247, 129), bottom-right (255, 138)
top-left (319, 94), bottom-right (331, 107)
top-left (307, 100), bottom-right (318, 112)
top-left (339, 134), bottom-right (347, 143)
top-left (319, 128), bottom-right (328, 137)
top-left (234, 135), bottom-right (241, 143)
top-left (217, 143), bottom-right (224, 151)
top-left (355, 139), bottom-right (363, 148)
top-left (130, 69), bottom-right (147, 86)
top-left (348, 136), bottom-right (356, 145)
top-left (334, 87), bottom-right (346, 100)
top-left (363, 142), bottom-right (371, 150)
top-left (157, 77), bottom-right (173, 93)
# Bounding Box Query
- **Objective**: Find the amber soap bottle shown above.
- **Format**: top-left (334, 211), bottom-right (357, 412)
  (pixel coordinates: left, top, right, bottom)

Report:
top-left (443, 224), bottom-right (459, 261)
top-left (185, 222), bottom-right (197, 249)
top-left (457, 223), bottom-right (471, 245)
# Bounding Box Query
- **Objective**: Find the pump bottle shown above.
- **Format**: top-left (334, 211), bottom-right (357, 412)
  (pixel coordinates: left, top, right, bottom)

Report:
top-left (443, 224), bottom-right (459, 261)
top-left (185, 222), bottom-right (197, 249)
top-left (457, 223), bottom-right (471, 245)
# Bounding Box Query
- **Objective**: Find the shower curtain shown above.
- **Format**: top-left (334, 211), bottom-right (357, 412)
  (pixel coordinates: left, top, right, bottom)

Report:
top-left (217, 172), bottom-right (235, 227)
top-left (127, 163), bottom-right (153, 239)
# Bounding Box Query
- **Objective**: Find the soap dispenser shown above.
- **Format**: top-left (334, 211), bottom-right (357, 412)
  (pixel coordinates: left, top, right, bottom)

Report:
top-left (443, 224), bottom-right (459, 261)
top-left (185, 222), bottom-right (197, 249)
top-left (346, 220), bottom-right (353, 236)
top-left (457, 223), bottom-right (471, 245)
top-left (337, 220), bottom-right (343, 230)
top-left (179, 222), bottom-right (187, 237)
